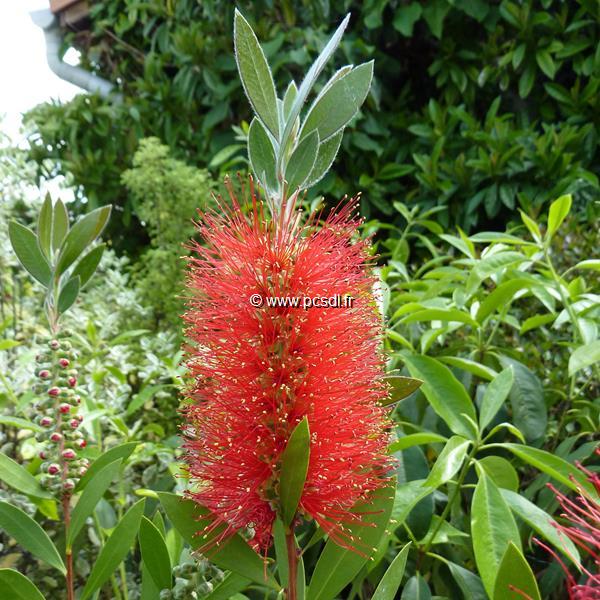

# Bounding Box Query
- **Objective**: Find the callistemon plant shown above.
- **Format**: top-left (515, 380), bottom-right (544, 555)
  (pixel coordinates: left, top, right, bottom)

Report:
top-left (181, 11), bottom-right (417, 600)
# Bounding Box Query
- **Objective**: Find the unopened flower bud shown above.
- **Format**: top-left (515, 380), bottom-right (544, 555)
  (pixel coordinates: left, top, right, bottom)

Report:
top-left (39, 451), bottom-right (48, 460)
top-left (69, 419), bottom-right (79, 429)
top-left (59, 403), bottom-right (71, 414)
top-left (49, 340), bottom-right (60, 350)
top-left (77, 439), bottom-right (87, 449)
top-left (48, 387), bottom-right (60, 397)
top-left (63, 479), bottom-right (75, 491)
top-left (68, 377), bottom-right (77, 388)
top-left (47, 463), bottom-right (60, 475)
top-left (62, 449), bottom-right (76, 460)
top-left (59, 358), bottom-right (70, 368)
top-left (50, 432), bottom-right (63, 443)
top-left (77, 414), bottom-right (83, 423)
top-left (40, 417), bottom-right (54, 427)
top-left (78, 466), bottom-right (87, 476)
top-left (38, 370), bottom-right (51, 379)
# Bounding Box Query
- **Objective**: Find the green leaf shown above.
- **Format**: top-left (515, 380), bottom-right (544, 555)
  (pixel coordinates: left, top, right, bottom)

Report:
top-left (234, 10), bottom-right (279, 138)
top-left (536, 49), bottom-right (556, 79)
top-left (206, 572), bottom-right (252, 600)
top-left (402, 308), bottom-right (479, 328)
top-left (393, 3), bottom-right (422, 37)
top-left (518, 64), bottom-right (535, 98)
top-left (520, 313), bottom-right (556, 334)
top-left (500, 489), bottom-right (580, 565)
top-left (568, 340), bottom-right (600, 376)
top-left (273, 518), bottom-right (289, 586)
top-left (476, 279), bottom-right (531, 322)
top-left (57, 276), bottom-right (80, 314)
top-left (498, 357), bottom-right (546, 442)
top-left (447, 561), bottom-right (487, 600)
top-left (68, 459), bottom-right (122, 546)
top-left (519, 210), bottom-right (541, 242)
top-left (546, 194), bottom-right (571, 239)
top-left (282, 81), bottom-right (298, 121)
top-left (8, 221), bottom-right (51, 286)
top-left (0, 415), bottom-right (42, 432)
top-left (493, 542), bottom-right (541, 600)
top-left (477, 456), bottom-right (518, 491)
top-left (0, 500), bottom-right (65, 573)
top-left (37, 194), bottom-right (53, 260)
top-left (0, 340), bottom-right (20, 351)
top-left (307, 483), bottom-right (395, 600)
top-left (479, 367), bottom-right (514, 431)
top-left (438, 356), bottom-right (497, 381)
top-left (72, 244), bottom-right (105, 288)
top-left (279, 417), bottom-right (310, 526)
top-left (301, 61), bottom-right (373, 142)
top-left (56, 205), bottom-right (111, 277)
top-left (422, 0), bottom-right (450, 38)
top-left (248, 117), bottom-right (277, 190)
top-left (382, 375), bottom-right (423, 406)
top-left (372, 543), bottom-right (411, 600)
top-left (305, 130), bottom-right (344, 187)
top-left (0, 569), bottom-right (45, 600)
top-left (157, 492), bottom-right (279, 589)
top-left (401, 574), bottom-right (432, 599)
top-left (424, 436), bottom-right (470, 489)
top-left (52, 199), bottom-right (69, 251)
top-left (572, 259), bottom-right (600, 271)
top-left (403, 355), bottom-right (477, 439)
top-left (80, 499), bottom-right (145, 600)
top-left (76, 442), bottom-right (137, 491)
top-left (139, 516), bottom-right (172, 591)
top-left (500, 444), bottom-right (598, 498)
top-left (285, 130), bottom-right (319, 192)
top-left (388, 432), bottom-right (447, 453)
top-left (471, 473), bottom-right (521, 597)
top-left (0, 453), bottom-right (52, 499)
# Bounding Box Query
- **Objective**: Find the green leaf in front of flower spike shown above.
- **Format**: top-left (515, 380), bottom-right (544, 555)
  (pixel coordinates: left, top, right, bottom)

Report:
top-left (305, 130), bottom-right (344, 188)
top-left (234, 9), bottom-right (279, 139)
top-left (8, 221), bottom-right (51, 287)
top-left (248, 117), bottom-right (277, 191)
top-left (72, 243), bottom-right (105, 288)
top-left (37, 193), bottom-right (53, 260)
top-left (0, 569), bottom-right (45, 600)
top-left (279, 416), bottom-right (310, 527)
top-left (52, 199), bottom-right (69, 251)
top-left (300, 61), bottom-right (374, 143)
top-left (284, 130), bottom-right (319, 193)
top-left (381, 375), bottom-right (423, 406)
top-left (57, 276), bottom-right (80, 315)
top-left (493, 542), bottom-right (541, 600)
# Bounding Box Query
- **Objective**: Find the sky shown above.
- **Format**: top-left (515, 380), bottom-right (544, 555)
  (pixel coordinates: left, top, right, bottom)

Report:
top-left (0, 0), bottom-right (81, 143)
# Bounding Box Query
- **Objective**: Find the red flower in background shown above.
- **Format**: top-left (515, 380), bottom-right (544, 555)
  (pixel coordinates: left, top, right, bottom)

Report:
top-left (182, 181), bottom-right (391, 553)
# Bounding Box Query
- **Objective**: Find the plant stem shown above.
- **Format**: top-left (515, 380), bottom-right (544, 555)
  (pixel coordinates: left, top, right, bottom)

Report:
top-left (285, 528), bottom-right (298, 600)
top-left (63, 495), bottom-right (75, 600)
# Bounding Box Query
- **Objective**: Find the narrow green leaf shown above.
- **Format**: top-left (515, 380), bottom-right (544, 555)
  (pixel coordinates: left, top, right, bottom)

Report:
top-left (8, 221), bottom-right (51, 286)
top-left (56, 205), bottom-right (111, 277)
top-left (139, 516), bottom-right (172, 591)
top-left (52, 199), bottom-right (69, 251)
top-left (76, 442), bottom-right (137, 491)
top-left (536, 49), bottom-right (556, 79)
top-left (401, 574), bottom-right (432, 599)
top-left (372, 543), bottom-right (411, 600)
top-left (477, 456), bottom-right (518, 491)
top-left (519, 210), bottom-right (541, 242)
top-left (301, 61), bottom-right (373, 142)
top-left (234, 9), bottom-right (279, 138)
top-left (479, 367), bottom-right (514, 431)
top-left (305, 130), bottom-right (343, 187)
top-left (403, 355), bottom-right (477, 439)
top-left (500, 489), bottom-right (580, 565)
top-left (157, 492), bottom-right (279, 589)
top-left (273, 518), bottom-right (289, 587)
top-left (37, 194), bottom-right (53, 260)
top-left (0, 500), bottom-right (65, 573)
top-left (248, 117), bottom-right (277, 191)
top-left (471, 473), bottom-right (521, 597)
top-left (68, 459), bottom-right (122, 546)
top-left (520, 313), bottom-right (556, 334)
top-left (0, 453), bottom-right (52, 499)
top-left (388, 432), bottom-right (447, 453)
top-left (382, 376), bottom-right (423, 406)
top-left (0, 340), bottom-right (20, 351)
top-left (285, 130), bottom-right (319, 192)
top-left (493, 542), bottom-right (541, 600)
top-left (447, 561), bottom-right (487, 600)
top-left (568, 341), bottom-right (600, 376)
top-left (72, 244), bottom-right (105, 288)
top-left (424, 436), bottom-right (470, 489)
top-left (282, 81), bottom-right (298, 121)
top-left (572, 259), bottom-right (600, 271)
top-left (402, 308), bottom-right (479, 328)
top-left (546, 194), bottom-right (571, 239)
top-left (0, 569), bottom-right (45, 600)
top-left (280, 417), bottom-right (310, 526)
top-left (0, 416), bottom-right (42, 432)
top-left (307, 483), bottom-right (395, 600)
top-left (439, 356), bottom-right (497, 381)
top-left (476, 279), bottom-right (531, 322)
top-left (57, 276), bottom-right (80, 314)
top-left (80, 499), bottom-right (145, 600)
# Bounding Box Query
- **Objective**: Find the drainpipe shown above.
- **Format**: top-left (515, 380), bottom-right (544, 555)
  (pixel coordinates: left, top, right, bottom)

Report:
top-left (30, 8), bottom-right (121, 101)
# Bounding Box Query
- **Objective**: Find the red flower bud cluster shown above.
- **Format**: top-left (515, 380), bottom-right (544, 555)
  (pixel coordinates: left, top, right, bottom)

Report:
top-left (183, 185), bottom-right (392, 553)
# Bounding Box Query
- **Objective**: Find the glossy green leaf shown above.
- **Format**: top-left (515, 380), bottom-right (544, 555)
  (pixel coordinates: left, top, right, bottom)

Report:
top-left (401, 574), bottom-right (432, 599)
top-left (519, 210), bottom-right (541, 242)
top-left (80, 498), bottom-right (145, 600)
top-left (477, 456), bottom-right (518, 491)
top-left (76, 442), bottom-right (137, 491)
top-left (8, 221), bottom-right (51, 286)
top-left (52, 199), bottom-right (69, 251)
top-left (305, 130), bottom-right (343, 187)
top-left (424, 436), bottom-right (470, 489)
top-left (438, 356), bottom-right (497, 381)
top-left (388, 432), bottom-right (447, 453)
top-left (248, 117), bottom-right (277, 190)
top-left (37, 194), bottom-right (53, 260)
top-left (0, 500), bottom-right (65, 573)
top-left (234, 10), bottom-right (279, 138)
top-left (403, 354), bottom-right (477, 439)
top-left (471, 473), bottom-right (521, 597)
top-left (139, 516), bottom-right (172, 591)
top-left (285, 130), bottom-right (319, 192)
top-left (372, 543), bottom-right (411, 600)
top-left (307, 483), bottom-right (395, 600)
top-left (0, 569), bottom-right (45, 600)
top-left (476, 279), bottom-right (531, 322)
top-left (568, 340), bottom-right (600, 376)
top-left (446, 561), bottom-right (487, 600)
top-left (500, 489), bottom-right (580, 564)
top-left (382, 375), bottom-right (423, 406)
top-left (402, 308), bottom-right (478, 328)
top-left (279, 417), bottom-right (310, 526)
top-left (493, 542), bottom-right (541, 600)
top-left (68, 459), bottom-right (122, 546)
top-left (572, 259), bottom-right (600, 271)
top-left (56, 205), bottom-right (111, 277)
top-left (520, 313), bottom-right (556, 334)
top-left (301, 61), bottom-right (373, 142)
top-left (479, 367), bottom-right (514, 431)
top-left (157, 492), bottom-right (279, 589)
top-left (72, 244), bottom-right (105, 288)
top-left (0, 453), bottom-right (52, 499)
top-left (546, 194), bottom-right (571, 239)
top-left (57, 275), bottom-right (80, 314)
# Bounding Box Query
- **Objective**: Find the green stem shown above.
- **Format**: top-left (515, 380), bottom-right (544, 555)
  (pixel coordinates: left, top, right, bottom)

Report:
top-left (62, 495), bottom-right (75, 600)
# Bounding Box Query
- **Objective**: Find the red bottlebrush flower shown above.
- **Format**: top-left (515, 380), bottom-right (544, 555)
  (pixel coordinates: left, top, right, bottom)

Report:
top-left (182, 183), bottom-right (391, 553)
top-left (533, 448), bottom-right (600, 599)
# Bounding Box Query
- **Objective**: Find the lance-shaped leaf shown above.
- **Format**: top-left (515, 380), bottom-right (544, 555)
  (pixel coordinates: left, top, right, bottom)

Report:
top-left (424, 436), bottom-right (471, 489)
top-left (382, 375), bottom-right (423, 406)
top-left (52, 199), bottom-right (69, 251)
top-left (372, 542), bottom-right (411, 600)
top-left (248, 118), bottom-right (277, 190)
top-left (546, 194), bottom-right (571, 239)
top-left (57, 276), bottom-right (80, 314)
top-left (37, 194), bottom-right (53, 260)
top-left (284, 131), bottom-right (319, 193)
top-left (0, 453), bottom-right (52, 499)
top-left (139, 516), bottom-right (172, 591)
top-left (76, 442), bottom-right (137, 491)
top-left (283, 81), bottom-right (298, 121)
top-left (305, 130), bottom-right (343, 187)
top-left (8, 222), bottom-right (51, 287)
top-left (479, 367), bottom-right (514, 431)
top-left (493, 542), bottom-right (541, 600)
top-left (72, 243), bottom-right (105, 288)
top-left (234, 9), bottom-right (279, 138)
top-left (0, 569), bottom-right (45, 600)
top-left (279, 416), bottom-right (310, 526)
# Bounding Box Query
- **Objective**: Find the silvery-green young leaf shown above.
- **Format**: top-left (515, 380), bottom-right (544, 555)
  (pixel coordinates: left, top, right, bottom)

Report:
top-left (285, 130), bottom-right (319, 192)
top-left (8, 221), bottom-right (51, 287)
top-left (248, 118), bottom-right (277, 191)
top-left (52, 199), bottom-right (69, 251)
top-left (234, 9), bottom-right (279, 139)
top-left (283, 81), bottom-right (298, 121)
top-left (305, 130), bottom-right (344, 187)
top-left (313, 64), bottom-right (353, 104)
top-left (37, 194), bottom-right (53, 260)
